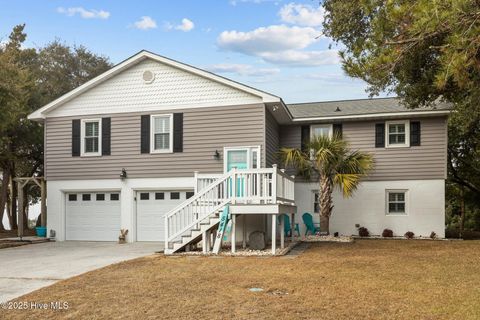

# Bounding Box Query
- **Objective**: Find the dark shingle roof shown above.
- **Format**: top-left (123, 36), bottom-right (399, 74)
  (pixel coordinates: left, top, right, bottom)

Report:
top-left (286, 97), bottom-right (451, 119)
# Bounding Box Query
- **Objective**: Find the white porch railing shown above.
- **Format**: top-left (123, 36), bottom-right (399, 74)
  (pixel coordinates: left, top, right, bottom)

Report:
top-left (194, 172), bottom-right (223, 193)
top-left (165, 165), bottom-right (295, 250)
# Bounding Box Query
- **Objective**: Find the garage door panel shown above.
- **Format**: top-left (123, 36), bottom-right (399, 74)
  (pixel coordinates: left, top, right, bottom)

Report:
top-left (136, 191), bottom-right (191, 242)
top-left (66, 192), bottom-right (121, 241)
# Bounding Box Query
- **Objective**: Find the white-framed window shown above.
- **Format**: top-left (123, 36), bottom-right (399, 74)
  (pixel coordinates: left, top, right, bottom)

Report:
top-left (386, 120), bottom-right (410, 148)
top-left (311, 124), bottom-right (333, 139)
top-left (313, 192), bottom-right (320, 213)
top-left (386, 190), bottom-right (408, 215)
top-left (81, 118), bottom-right (101, 156)
top-left (150, 114), bottom-right (173, 153)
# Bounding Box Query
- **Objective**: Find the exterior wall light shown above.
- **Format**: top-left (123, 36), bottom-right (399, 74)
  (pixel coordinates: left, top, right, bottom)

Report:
top-left (213, 150), bottom-right (221, 160)
top-left (120, 168), bottom-right (127, 180)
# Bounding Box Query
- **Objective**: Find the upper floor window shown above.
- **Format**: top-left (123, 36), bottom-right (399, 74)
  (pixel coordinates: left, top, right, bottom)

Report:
top-left (151, 114), bottom-right (173, 153)
top-left (81, 119), bottom-right (101, 156)
top-left (386, 190), bottom-right (407, 215)
top-left (386, 120), bottom-right (410, 148)
top-left (311, 124), bottom-right (332, 139)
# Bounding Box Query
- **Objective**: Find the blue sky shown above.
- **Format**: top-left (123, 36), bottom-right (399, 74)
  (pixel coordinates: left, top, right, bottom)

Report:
top-left (0, 0), bottom-right (379, 103)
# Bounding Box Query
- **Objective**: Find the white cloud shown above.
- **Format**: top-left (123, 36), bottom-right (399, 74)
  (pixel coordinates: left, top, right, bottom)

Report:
top-left (206, 63), bottom-right (280, 77)
top-left (217, 24), bottom-right (336, 67)
top-left (259, 50), bottom-right (339, 66)
top-left (176, 18), bottom-right (195, 32)
top-left (165, 18), bottom-right (195, 32)
top-left (218, 25), bottom-right (319, 54)
top-left (302, 73), bottom-right (366, 85)
top-left (57, 7), bottom-right (110, 19)
top-left (279, 3), bottom-right (325, 27)
top-left (133, 16), bottom-right (158, 30)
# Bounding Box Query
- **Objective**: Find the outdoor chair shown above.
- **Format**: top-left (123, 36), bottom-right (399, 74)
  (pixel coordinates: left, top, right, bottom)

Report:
top-left (302, 212), bottom-right (320, 236)
top-left (279, 214), bottom-right (300, 237)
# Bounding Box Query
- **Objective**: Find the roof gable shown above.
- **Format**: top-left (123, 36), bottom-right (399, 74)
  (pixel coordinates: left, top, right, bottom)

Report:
top-left (29, 51), bottom-right (281, 119)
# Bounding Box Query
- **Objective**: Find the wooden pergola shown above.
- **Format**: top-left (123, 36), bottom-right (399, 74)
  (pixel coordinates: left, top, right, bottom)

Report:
top-left (13, 176), bottom-right (46, 238)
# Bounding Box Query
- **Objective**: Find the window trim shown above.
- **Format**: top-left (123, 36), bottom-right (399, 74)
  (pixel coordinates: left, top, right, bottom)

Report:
top-left (150, 114), bottom-right (173, 154)
top-left (313, 191), bottom-right (320, 214)
top-left (385, 120), bottom-right (410, 148)
top-left (223, 146), bottom-right (261, 173)
top-left (385, 189), bottom-right (408, 216)
top-left (310, 124), bottom-right (333, 139)
top-left (80, 118), bottom-right (102, 157)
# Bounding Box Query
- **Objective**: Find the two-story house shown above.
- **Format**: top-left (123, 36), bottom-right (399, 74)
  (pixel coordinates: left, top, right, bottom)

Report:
top-left (28, 50), bottom-right (449, 254)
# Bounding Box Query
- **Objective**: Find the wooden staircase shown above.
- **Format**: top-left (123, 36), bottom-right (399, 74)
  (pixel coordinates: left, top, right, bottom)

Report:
top-left (164, 166), bottom-right (295, 254)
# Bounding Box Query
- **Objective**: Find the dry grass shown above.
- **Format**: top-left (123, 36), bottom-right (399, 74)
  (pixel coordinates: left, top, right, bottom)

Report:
top-left (3, 240), bottom-right (480, 320)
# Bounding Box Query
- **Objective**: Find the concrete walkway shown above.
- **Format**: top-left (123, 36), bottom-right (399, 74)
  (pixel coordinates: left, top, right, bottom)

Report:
top-left (0, 241), bottom-right (162, 303)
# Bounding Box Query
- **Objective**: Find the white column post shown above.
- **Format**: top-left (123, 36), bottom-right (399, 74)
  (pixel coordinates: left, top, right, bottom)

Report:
top-left (164, 216), bottom-right (169, 251)
top-left (231, 214), bottom-right (236, 253)
top-left (280, 214), bottom-right (285, 249)
top-left (242, 215), bottom-right (247, 249)
top-left (40, 178), bottom-right (47, 227)
top-left (271, 214), bottom-right (277, 254)
top-left (272, 165), bottom-right (277, 204)
top-left (206, 230), bottom-right (211, 253)
top-left (194, 171), bottom-right (199, 194)
top-left (231, 168), bottom-right (237, 204)
top-left (202, 231), bottom-right (208, 254)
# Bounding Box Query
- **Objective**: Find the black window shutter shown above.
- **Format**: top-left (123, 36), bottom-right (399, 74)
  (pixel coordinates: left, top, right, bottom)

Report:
top-left (72, 119), bottom-right (80, 157)
top-left (173, 113), bottom-right (183, 152)
top-left (102, 117), bottom-right (111, 155)
top-left (301, 125), bottom-right (310, 151)
top-left (375, 123), bottom-right (385, 148)
top-left (140, 115), bottom-right (150, 154)
top-left (410, 121), bottom-right (421, 146)
top-left (333, 123), bottom-right (343, 139)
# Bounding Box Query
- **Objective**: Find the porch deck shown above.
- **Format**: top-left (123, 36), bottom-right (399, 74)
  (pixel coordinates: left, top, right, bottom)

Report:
top-left (164, 165), bottom-right (297, 254)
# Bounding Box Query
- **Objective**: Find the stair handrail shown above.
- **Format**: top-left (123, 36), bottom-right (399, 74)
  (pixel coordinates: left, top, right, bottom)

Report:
top-left (165, 169), bottom-right (236, 246)
top-left (165, 169), bottom-right (234, 219)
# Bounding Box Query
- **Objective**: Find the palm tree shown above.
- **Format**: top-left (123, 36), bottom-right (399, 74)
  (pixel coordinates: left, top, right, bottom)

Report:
top-left (280, 134), bottom-right (374, 235)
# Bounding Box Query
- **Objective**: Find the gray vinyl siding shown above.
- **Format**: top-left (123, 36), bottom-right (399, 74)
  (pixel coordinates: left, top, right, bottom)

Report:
top-left (265, 108), bottom-right (280, 167)
top-left (45, 104), bottom-right (266, 180)
top-left (279, 116), bottom-right (448, 181)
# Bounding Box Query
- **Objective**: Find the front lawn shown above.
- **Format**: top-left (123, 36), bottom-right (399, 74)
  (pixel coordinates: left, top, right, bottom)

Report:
top-left (3, 240), bottom-right (480, 320)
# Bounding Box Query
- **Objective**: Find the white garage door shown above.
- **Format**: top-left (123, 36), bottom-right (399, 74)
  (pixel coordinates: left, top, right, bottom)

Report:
top-left (66, 192), bottom-right (121, 241)
top-left (136, 190), bottom-right (194, 241)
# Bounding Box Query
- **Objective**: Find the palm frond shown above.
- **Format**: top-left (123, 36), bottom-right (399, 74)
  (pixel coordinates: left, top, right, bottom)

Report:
top-left (278, 147), bottom-right (312, 178)
top-left (333, 173), bottom-right (362, 197)
top-left (334, 149), bottom-right (374, 197)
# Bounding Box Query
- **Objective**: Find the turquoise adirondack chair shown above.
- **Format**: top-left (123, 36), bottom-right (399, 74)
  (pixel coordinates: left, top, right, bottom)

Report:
top-left (302, 212), bottom-right (320, 236)
top-left (279, 214), bottom-right (300, 237)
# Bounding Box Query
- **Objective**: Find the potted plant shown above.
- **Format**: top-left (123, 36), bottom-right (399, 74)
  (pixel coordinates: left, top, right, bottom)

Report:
top-left (119, 229), bottom-right (128, 244)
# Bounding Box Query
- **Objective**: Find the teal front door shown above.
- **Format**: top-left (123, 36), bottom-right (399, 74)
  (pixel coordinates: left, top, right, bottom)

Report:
top-left (226, 150), bottom-right (248, 171)
top-left (226, 150), bottom-right (248, 197)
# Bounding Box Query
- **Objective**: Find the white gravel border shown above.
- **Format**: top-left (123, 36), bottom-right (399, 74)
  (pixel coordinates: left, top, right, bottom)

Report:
top-left (173, 240), bottom-right (301, 256)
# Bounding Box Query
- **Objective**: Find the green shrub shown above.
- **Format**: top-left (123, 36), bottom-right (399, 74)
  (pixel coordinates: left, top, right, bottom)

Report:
top-left (358, 227), bottom-right (369, 237)
top-left (404, 231), bottom-right (415, 239)
top-left (382, 229), bottom-right (393, 237)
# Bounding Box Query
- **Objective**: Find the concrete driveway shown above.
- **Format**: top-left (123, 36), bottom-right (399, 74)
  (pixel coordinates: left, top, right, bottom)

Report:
top-left (0, 241), bottom-right (163, 303)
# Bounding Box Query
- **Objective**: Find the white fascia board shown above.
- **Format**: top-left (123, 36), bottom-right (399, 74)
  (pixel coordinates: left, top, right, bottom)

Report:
top-left (28, 50), bottom-right (281, 120)
top-left (291, 110), bottom-right (451, 122)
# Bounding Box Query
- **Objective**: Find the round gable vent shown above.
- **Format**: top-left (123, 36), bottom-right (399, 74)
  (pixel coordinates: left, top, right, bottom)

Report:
top-left (142, 70), bottom-right (155, 84)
